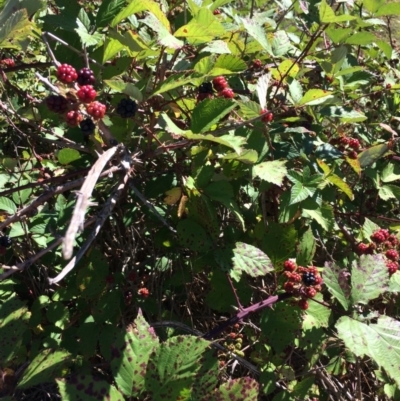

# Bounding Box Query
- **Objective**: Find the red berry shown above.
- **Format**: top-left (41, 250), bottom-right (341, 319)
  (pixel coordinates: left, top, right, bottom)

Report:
top-left (253, 59), bottom-right (262, 69)
top-left (0, 58), bottom-right (15, 67)
top-left (86, 101), bottom-right (107, 119)
top-left (381, 229), bottom-right (390, 240)
top-left (260, 109), bottom-right (274, 123)
top-left (218, 87), bottom-right (234, 99)
top-left (340, 136), bottom-right (350, 145)
top-left (138, 288), bottom-right (150, 298)
top-left (196, 92), bottom-right (213, 103)
top-left (357, 243), bottom-right (369, 255)
top-left (65, 110), bottom-right (83, 127)
top-left (213, 9), bottom-right (221, 14)
top-left (349, 138), bottom-right (360, 150)
top-left (386, 83), bottom-right (392, 90)
top-left (387, 261), bottom-right (398, 275)
top-left (314, 275), bottom-right (323, 285)
top-left (386, 249), bottom-right (399, 261)
top-left (298, 299), bottom-right (309, 310)
top-left (290, 272), bottom-right (302, 283)
top-left (347, 150), bottom-right (358, 159)
top-left (283, 281), bottom-right (295, 293)
top-left (213, 76), bottom-right (228, 92)
top-left (305, 287), bottom-right (317, 298)
top-left (283, 260), bottom-right (297, 272)
top-left (388, 234), bottom-right (399, 245)
top-left (77, 85), bottom-right (97, 103)
top-left (57, 63), bottom-right (78, 84)
top-left (77, 67), bottom-right (95, 86)
top-left (371, 231), bottom-right (385, 244)
top-left (228, 333), bottom-right (237, 339)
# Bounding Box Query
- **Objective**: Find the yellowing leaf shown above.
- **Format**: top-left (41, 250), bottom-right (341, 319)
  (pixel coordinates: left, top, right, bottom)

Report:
top-left (164, 187), bottom-right (182, 205)
top-left (327, 174), bottom-right (354, 200)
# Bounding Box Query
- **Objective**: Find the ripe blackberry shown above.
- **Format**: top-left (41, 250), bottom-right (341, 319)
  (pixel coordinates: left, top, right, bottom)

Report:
top-left (0, 235), bottom-right (12, 248)
top-left (218, 88), bottom-right (235, 98)
top-left (57, 63), bottom-right (78, 84)
top-left (46, 95), bottom-right (69, 113)
top-left (79, 118), bottom-right (95, 135)
top-left (199, 82), bottom-right (213, 94)
top-left (116, 98), bottom-right (137, 118)
top-left (302, 271), bottom-right (316, 286)
top-left (86, 101), bottom-right (107, 119)
top-left (77, 85), bottom-right (97, 103)
top-left (77, 67), bottom-right (95, 86)
top-left (213, 76), bottom-right (228, 92)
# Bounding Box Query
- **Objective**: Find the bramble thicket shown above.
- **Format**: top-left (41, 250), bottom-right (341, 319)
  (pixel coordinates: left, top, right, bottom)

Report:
top-left (2, 0), bottom-right (400, 400)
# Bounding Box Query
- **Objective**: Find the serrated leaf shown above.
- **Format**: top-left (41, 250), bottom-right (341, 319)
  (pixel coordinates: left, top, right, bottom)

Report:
top-left (358, 143), bottom-right (390, 168)
top-left (0, 196), bottom-right (17, 214)
top-left (182, 132), bottom-right (246, 154)
top-left (288, 78), bottom-right (303, 105)
top-left (296, 227), bottom-right (316, 266)
top-left (345, 32), bottom-right (375, 45)
top-left (252, 160), bottom-right (287, 185)
top-left (256, 73), bottom-right (271, 110)
top-left (303, 203), bottom-right (334, 231)
top-left (96, 0), bottom-right (126, 27)
top-left (104, 79), bottom-right (143, 101)
top-left (336, 315), bottom-right (400, 387)
top-left (145, 335), bottom-right (212, 401)
top-left (319, 0), bottom-right (356, 22)
top-left (211, 377), bottom-right (259, 401)
top-left (152, 72), bottom-right (198, 96)
top-left (190, 98), bottom-right (236, 134)
top-left (376, 3), bottom-right (400, 16)
top-left (110, 310), bottom-right (159, 397)
top-left (201, 40), bottom-right (231, 54)
top-left (241, 17), bottom-right (272, 55)
top-left (57, 148), bottom-right (81, 165)
top-left (175, 21), bottom-right (214, 45)
top-left (57, 375), bottom-right (121, 401)
top-left (75, 19), bottom-right (103, 47)
top-left (345, 155), bottom-right (361, 175)
top-left (0, 9), bottom-right (32, 49)
top-left (18, 349), bottom-right (72, 389)
top-left (213, 54), bottom-right (246, 72)
top-left (351, 254), bottom-right (389, 305)
top-left (230, 242), bottom-right (274, 281)
top-left (298, 89), bottom-right (334, 106)
top-left (111, 0), bottom-right (170, 30)
top-left (303, 293), bottom-right (331, 330)
top-left (362, 218), bottom-right (380, 241)
top-left (381, 162), bottom-right (400, 183)
top-left (323, 262), bottom-right (351, 310)
top-left (177, 219), bottom-right (212, 252)
top-left (326, 173), bottom-right (354, 200)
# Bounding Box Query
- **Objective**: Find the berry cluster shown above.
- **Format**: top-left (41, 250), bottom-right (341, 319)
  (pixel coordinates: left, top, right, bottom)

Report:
top-left (329, 136), bottom-right (361, 159)
top-left (283, 260), bottom-right (323, 310)
top-left (0, 58), bottom-right (15, 68)
top-left (45, 63), bottom-right (106, 135)
top-left (259, 108), bottom-right (274, 123)
top-left (116, 98), bottom-right (137, 118)
top-left (213, 76), bottom-right (235, 99)
top-left (357, 228), bottom-right (399, 275)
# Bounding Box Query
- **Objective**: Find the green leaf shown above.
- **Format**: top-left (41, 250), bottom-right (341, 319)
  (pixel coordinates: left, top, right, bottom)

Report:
top-left (323, 262), bottom-right (351, 310)
top-left (296, 227), bottom-right (316, 266)
top-left (362, 218), bottom-right (381, 241)
top-left (358, 143), bottom-right (390, 168)
top-left (303, 293), bottom-right (331, 330)
top-left (110, 310), bottom-right (159, 397)
top-left (201, 40), bottom-right (231, 54)
top-left (152, 72), bottom-right (198, 96)
top-left (288, 79), bottom-right (303, 105)
top-left (0, 297), bottom-right (30, 363)
top-left (376, 3), bottom-right (400, 16)
top-left (252, 160), bottom-right (287, 185)
top-left (336, 315), bottom-right (400, 387)
top-left (177, 219), bottom-right (212, 252)
top-left (57, 148), bottom-right (81, 165)
top-left (174, 21), bottom-right (214, 45)
top-left (241, 17), bottom-right (272, 55)
top-left (364, 0), bottom-right (384, 13)
top-left (0, 196), bottom-right (17, 214)
top-left (57, 375), bottom-right (121, 401)
top-left (319, 0), bottom-right (356, 23)
top-left (75, 19), bottom-right (103, 47)
top-left (182, 132), bottom-right (246, 154)
top-left (111, 0), bottom-right (170, 30)
top-left (213, 54), bottom-right (247, 73)
top-left (345, 32), bottom-right (375, 45)
top-left (96, 0), bottom-right (126, 27)
top-left (230, 242), bottom-right (274, 281)
top-left (145, 335), bottom-right (213, 401)
top-left (190, 98), bottom-right (236, 134)
top-left (326, 173), bottom-right (354, 200)
top-left (47, 301), bottom-right (70, 330)
top-left (211, 378), bottom-right (259, 401)
top-left (351, 254), bottom-right (389, 305)
top-left (18, 349), bottom-right (73, 389)
top-left (0, 9), bottom-right (32, 49)
top-left (290, 182), bottom-right (311, 204)
top-left (302, 203), bottom-right (334, 231)
top-left (104, 79), bottom-right (143, 101)
top-left (298, 89), bottom-right (334, 106)
top-left (381, 163), bottom-right (400, 183)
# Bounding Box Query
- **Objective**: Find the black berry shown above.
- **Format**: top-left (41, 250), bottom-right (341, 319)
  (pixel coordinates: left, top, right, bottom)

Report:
top-left (79, 118), bottom-right (95, 135)
top-left (199, 82), bottom-right (213, 94)
top-left (116, 98), bottom-right (137, 118)
top-left (0, 235), bottom-right (12, 248)
top-left (45, 95), bottom-right (68, 113)
top-left (302, 271), bottom-right (316, 286)
top-left (77, 68), bottom-right (95, 86)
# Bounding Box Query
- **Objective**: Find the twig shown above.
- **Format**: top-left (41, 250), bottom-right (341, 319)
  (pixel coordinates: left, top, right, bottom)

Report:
top-left (129, 182), bottom-right (177, 234)
top-left (35, 72), bottom-right (60, 93)
top-left (0, 165), bottom-right (122, 231)
top-left (50, 172), bottom-right (131, 284)
top-left (62, 145), bottom-right (124, 259)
